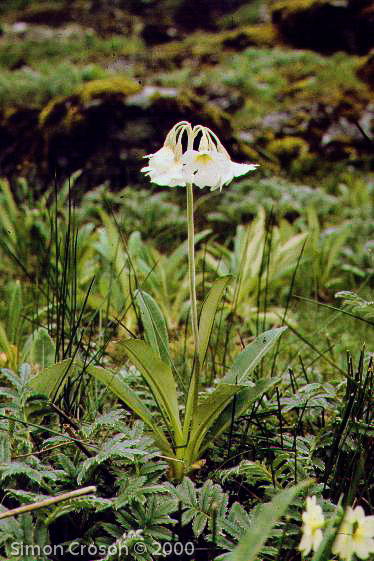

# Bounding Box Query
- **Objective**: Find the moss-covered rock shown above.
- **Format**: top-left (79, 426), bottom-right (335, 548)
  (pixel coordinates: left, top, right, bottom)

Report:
top-left (0, 76), bottom-right (237, 191)
top-left (4, 0), bottom-right (135, 36)
top-left (78, 75), bottom-right (142, 102)
top-left (266, 135), bottom-right (315, 173)
top-left (221, 24), bottom-right (279, 49)
top-left (267, 135), bottom-right (309, 163)
top-left (173, 0), bottom-right (248, 31)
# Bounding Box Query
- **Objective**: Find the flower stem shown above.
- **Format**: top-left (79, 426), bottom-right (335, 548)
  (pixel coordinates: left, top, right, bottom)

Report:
top-left (186, 182), bottom-right (199, 360)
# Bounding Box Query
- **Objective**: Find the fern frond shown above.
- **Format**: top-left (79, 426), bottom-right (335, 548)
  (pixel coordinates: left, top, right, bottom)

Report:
top-left (0, 461), bottom-right (57, 488)
top-left (173, 477), bottom-right (228, 537)
top-left (45, 496), bottom-right (112, 525)
top-left (82, 409), bottom-right (129, 438)
top-left (217, 460), bottom-right (273, 488)
top-left (116, 474), bottom-right (170, 508)
top-left (77, 434), bottom-right (150, 484)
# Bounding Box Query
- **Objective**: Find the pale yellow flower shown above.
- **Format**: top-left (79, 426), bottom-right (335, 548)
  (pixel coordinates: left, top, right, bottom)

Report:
top-left (298, 496), bottom-right (325, 556)
top-left (332, 505), bottom-right (374, 561)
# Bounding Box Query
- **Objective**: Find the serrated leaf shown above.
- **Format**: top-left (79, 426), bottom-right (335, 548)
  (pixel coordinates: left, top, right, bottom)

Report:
top-left (193, 512), bottom-right (209, 537)
top-left (175, 476), bottom-right (197, 507)
top-left (45, 497), bottom-right (112, 525)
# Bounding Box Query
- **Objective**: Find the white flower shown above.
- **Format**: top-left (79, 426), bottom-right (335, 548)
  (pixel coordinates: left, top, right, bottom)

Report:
top-left (141, 146), bottom-right (186, 187)
top-left (141, 121), bottom-right (258, 189)
top-left (332, 506), bottom-right (374, 561)
top-left (298, 496), bottom-right (325, 556)
top-left (182, 149), bottom-right (257, 191)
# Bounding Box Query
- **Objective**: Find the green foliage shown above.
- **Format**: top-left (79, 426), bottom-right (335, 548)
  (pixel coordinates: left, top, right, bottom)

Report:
top-left (0, 510), bottom-right (48, 561)
top-left (22, 328), bottom-right (55, 370)
top-left (228, 480), bottom-right (311, 561)
top-left (45, 495), bottom-right (112, 526)
top-left (335, 290), bottom-right (374, 319)
top-left (93, 209), bottom-right (211, 330)
top-left (1, 8), bottom-right (374, 560)
top-left (205, 177), bottom-right (339, 226)
top-left (33, 325), bottom-right (285, 479)
top-left (217, 460), bottom-right (273, 487)
top-left (77, 433), bottom-right (151, 484)
top-left (110, 188), bottom-right (186, 242)
top-left (203, 48), bottom-right (365, 123)
top-left (0, 33), bottom-right (142, 71)
top-left (174, 477), bottom-right (228, 537)
top-left (135, 289), bottom-right (171, 365)
top-left (0, 30), bottom-right (144, 106)
top-left (206, 208), bottom-right (305, 325)
top-left (301, 206), bottom-right (350, 293)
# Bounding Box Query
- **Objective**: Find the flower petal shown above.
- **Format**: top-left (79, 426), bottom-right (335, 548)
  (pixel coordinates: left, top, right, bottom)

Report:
top-left (231, 162), bottom-right (259, 177)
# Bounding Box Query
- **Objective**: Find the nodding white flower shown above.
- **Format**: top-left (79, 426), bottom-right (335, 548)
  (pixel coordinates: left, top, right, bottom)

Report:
top-left (141, 121), bottom-right (258, 190)
top-left (141, 121), bottom-right (191, 187)
top-left (332, 506), bottom-right (374, 561)
top-left (298, 496), bottom-right (325, 556)
top-left (141, 146), bottom-right (186, 187)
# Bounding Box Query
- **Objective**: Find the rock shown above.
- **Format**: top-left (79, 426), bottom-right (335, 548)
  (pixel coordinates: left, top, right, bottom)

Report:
top-left (272, 0), bottom-right (374, 55)
top-left (141, 22), bottom-right (175, 45)
top-left (174, 0), bottom-right (248, 31)
top-left (7, 2), bottom-right (134, 36)
top-left (0, 107), bottom-right (40, 179)
top-left (357, 49), bottom-right (374, 88)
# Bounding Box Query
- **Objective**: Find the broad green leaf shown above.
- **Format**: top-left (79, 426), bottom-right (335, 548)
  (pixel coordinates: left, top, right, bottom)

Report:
top-left (30, 358), bottom-right (78, 400)
top-left (0, 179), bottom-right (17, 225)
top-left (0, 321), bottom-right (11, 356)
top-left (228, 480), bottom-right (311, 561)
top-left (201, 377), bottom-right (280, 455)
top-left (198, 276), bottom-right (231, 366)
top-left (187, 384), bottom-right (242, 465)
top-left (127, 230), bottom-right (150, 263)
top-left (7, 281), bottom-right (22, 345)
top-left (135, 289), bottom-right (170, 365)
top-left (86, 363), bottom-right (172, 456)
top-left (119, 339), bottom-right (183, 444)
top-left (23, 328), bottom-right (55, 369)
top-left (222, 326), bottom-right (287, 385)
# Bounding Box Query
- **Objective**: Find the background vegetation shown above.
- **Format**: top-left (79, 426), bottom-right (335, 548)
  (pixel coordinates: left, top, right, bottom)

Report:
top-left (0, 0), bottom-right (373, 560)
